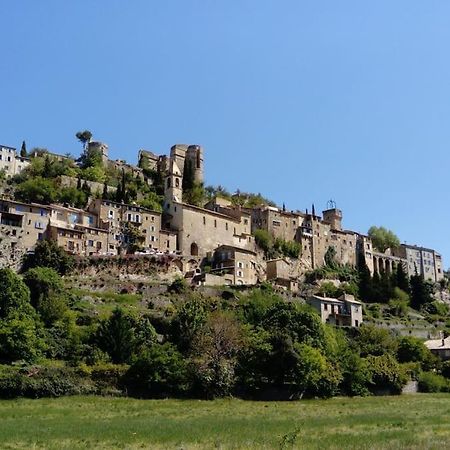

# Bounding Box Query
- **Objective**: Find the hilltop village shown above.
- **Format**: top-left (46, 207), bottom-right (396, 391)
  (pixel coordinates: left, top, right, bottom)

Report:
top-left (0, 138), bottom-right (444, 293)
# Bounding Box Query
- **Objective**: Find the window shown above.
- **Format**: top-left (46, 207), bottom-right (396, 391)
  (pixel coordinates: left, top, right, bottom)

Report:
top-left (88, 240), bottom-right (94, 246)
top-left (244, 219), bottom-right (248, 225)
top-left (324, 304), bottom-right (328, 311)
top-left (135, 214), bottom-right (140, 223)
top-left (225, 222), bottom-right (228, 231)
top-left (214, 219), bottom-right (217, 228)
top-left (151, 226), bottom-right (155, 232)
top-left (151, 236), bottom-right (156, 242)
top-left (238, 262), bottom-right (243, 268)
top-left (237, 270), bottom-right (243, 277)
top-left (128, 213), bottom-right (132, 221)
top-left (203, 216), bottom-right (206, 225)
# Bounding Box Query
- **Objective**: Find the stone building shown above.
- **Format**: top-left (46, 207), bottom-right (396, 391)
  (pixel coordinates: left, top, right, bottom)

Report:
top-left (251, 205), bottom-right (304, 242)
top-left (307, 294), bottom-right (363, 327)
top-left (211, 245), bottom-right (258, 285)
top-left (88, 199), bottom-right (175, 254)
top-left (0, 145), bottom-right (30, 177)
top-left (163, 159), bottom-right (254, 258)
top-left (392, 244), bottom-right (444, 282)
top-left (266, 258), bottom-right (300, 292)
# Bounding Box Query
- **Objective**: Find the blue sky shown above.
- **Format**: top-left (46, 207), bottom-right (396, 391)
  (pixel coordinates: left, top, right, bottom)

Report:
top-left (1, 1), bottom-right (449, 264)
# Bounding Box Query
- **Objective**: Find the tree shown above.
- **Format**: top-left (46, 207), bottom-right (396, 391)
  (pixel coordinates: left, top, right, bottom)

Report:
top-left (397, 336), bottom-right (433, 367)
top-left (122, 223), bottom-right (145, 254)
top-left (20, 140), bottom-right (27, 157)
top-left (293, 343), bottom-right (341, 398)
top-left (357, 256), bottom-right (375, 302)
top-left (123, 343), bottom-right (189, 398)
top-left (191, 311), bottom-right (244, 398)
top-left (22, 239), bottom-right (74, 275)
top-left (0, 309), bottom-right (46, 362)
top-left (95, 308), bottom-right (137, 364)
top-left (354, 325), bottom-right (398, 357)
top-left (170, 297), bottom-right (208, 352)
top-left (365, 354), bottom-right (407, 394)
top-left (324, 246), bottom-right (338, 268)
top-left (75, 130), bottom-right (92, 150)
top-left (0, 268), bottom-right (32, 318)
top-left (368, 226), bottom-right (400, 253)
top-left (15, 177), bottom-right (58, 204)
top-left (23, 267), bottom-right (68, 326)
top-left (395, 264), bottom-right (410, 293)
top-left (410, 274), bottom-right (434, 310)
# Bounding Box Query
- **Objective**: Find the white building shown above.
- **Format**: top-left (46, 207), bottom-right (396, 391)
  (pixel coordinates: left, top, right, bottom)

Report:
top-left (0, 145), bottom-right (30, 177)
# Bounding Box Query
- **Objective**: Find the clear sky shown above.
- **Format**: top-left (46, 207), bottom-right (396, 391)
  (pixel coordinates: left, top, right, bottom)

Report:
top-left (1, 1), bottom-right (449, 264)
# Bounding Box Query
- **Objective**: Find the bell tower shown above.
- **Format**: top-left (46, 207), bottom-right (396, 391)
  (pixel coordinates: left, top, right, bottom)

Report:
top-left (322, 200), bottom-right (342, 231)
top-left (164, 158), bottom-right (183, 207)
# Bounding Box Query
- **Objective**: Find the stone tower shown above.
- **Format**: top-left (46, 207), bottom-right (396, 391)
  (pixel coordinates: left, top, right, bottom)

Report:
top-left (322, 205), bottom-right (343, 231)
top-left (88, 141), bottom-right (109, 165)
top-left (186, 145), bottom-right (204, 184)
top-left (170, 144), bottom-right (188, 175)
top-left (164, 158), bottom-right (183, 206)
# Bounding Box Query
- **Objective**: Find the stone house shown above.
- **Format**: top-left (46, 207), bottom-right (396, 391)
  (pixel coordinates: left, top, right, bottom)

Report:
top-left (211, 245), bottom-right (258, 285)
top-left (266, 258), bottom-right (299, 292)
top-left (88, 199), bottom-right (174, 254)
top-left (307, 294), bottom-right (363, 327)
top-left (392, 244), bottom-right (444, 282)
top-left (424, 335), bottom-right (450, 361)
top-left (0, 145), bottom-right (30, 177)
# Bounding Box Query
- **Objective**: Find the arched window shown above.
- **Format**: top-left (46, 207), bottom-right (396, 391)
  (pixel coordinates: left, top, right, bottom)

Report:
top-left (175, 178), bottom-right (180, 188)
top-left (190, 242), bottom-right (199, 256)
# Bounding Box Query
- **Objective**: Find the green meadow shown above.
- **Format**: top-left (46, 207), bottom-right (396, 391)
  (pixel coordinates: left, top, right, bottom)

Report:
top-left (1, 394), bottom-right (450, 449)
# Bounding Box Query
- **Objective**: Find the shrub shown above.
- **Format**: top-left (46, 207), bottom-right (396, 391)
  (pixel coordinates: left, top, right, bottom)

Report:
top-left (123, 343), bottom-right (188, 398)
top-left (365, 354), bottom-right (408, 394)
top-left (418, 371), bottom-right (450, 393)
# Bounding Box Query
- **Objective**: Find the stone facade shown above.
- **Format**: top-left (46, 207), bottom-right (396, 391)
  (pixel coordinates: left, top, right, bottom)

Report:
top-left (307, 294), bottom-right (363, 327)
top-left (0, 145), bottom-right (30, 177)
top-left (88, 199), bottom-right (164, 254)
top-left (212, 245), bottom-right (258, 285)
top-left (392, 244), bottom-right (444, 282)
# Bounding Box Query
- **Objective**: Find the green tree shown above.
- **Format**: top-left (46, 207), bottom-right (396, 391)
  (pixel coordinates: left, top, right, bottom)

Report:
top-left (20, 140), bottom-right (27, 157)
top-left (75, 130), bottom-right (92, 150)
top-left (58, 186), bottom-right (88, 208)
top-left (410, 274), bottom-right (434, 310)
top-left (0, 268), bottom-right (32, 318)
top-left (22, 239), bottom-right (74, 275)
top-left (122, 223), bottom-right (145, 254)
top-left (170, 297), bottom-right (208, 352)
top-left (354, 325), bottom-right (398, 357)
top-left (368, 226), bottom-right (400, 253)
top-left (95, 308), bottom-right (137, 364)
top-left (23, 267), bottom-right (68, 326)
top-left (0, 310), bottom-right (46, 362)
top-left (397, 336), bottom-right (433, 367)
top-left (365, 353), bottom-right (408, 394)
top-left (15, 177), bottom-right (58, 204)
top-left (293, 343), bottom-right (341, 398)
top-left (123, 343), bottom-right (189, 398)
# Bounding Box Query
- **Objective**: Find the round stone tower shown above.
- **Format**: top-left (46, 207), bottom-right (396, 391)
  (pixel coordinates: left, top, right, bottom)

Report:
top-left (186, 145), bottom-right (204, 184)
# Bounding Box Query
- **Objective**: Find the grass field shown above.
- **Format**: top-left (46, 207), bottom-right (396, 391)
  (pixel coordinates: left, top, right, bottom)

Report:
top-left (1, 394), bottom-right (450, 449)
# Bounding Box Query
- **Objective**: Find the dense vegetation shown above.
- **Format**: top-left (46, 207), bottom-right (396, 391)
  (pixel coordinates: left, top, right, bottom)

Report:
top-left (1, 244), bottom-right (449, 401)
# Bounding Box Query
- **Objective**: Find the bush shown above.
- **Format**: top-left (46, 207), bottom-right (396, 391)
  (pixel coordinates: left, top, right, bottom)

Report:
top-left (123, 343), bottom-right (189, 398)
top-left (0, 365), bottom-right (95, 398)
top-left (365, 354), bottom-right (408, 394)
top-left (418, 371), bottom-right (450, 393)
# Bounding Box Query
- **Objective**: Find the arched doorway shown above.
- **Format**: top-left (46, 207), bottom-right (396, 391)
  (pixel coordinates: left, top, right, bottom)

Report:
top-left (190, 242), bottom-right (199, 256)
